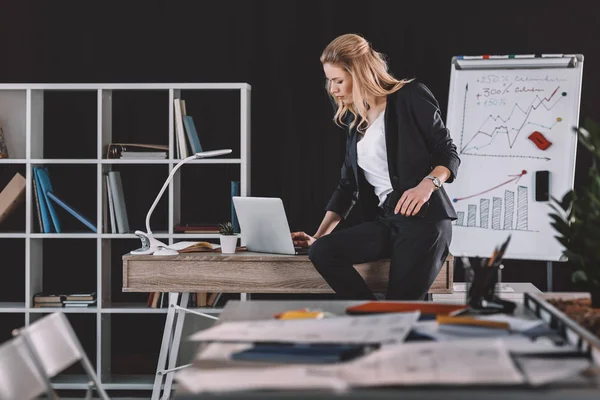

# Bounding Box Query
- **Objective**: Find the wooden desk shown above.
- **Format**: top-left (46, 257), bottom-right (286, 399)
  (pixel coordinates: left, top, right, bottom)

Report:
top-left (122, 252), bottom-right (453, 399)
top-left (122, 252), bottom-right (454, 294)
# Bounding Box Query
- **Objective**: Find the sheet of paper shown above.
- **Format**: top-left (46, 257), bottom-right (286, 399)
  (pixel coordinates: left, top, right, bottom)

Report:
top-left (517, 356), bottom-right (592, 386)
top-left (413, 320), bottom-right (510, 341)
top-left (175, 364), bottom-right (349, 394)
top-left (314, 338), bottom-right (524, 386)
top-left (476, 314), bottom-right (543, 332)
top-left (188, 312), bottom-right (420, 344)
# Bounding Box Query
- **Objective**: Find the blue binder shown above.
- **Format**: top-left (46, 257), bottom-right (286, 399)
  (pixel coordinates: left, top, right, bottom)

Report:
top-left (46, 192), bottom-right (97, 233)
top-left (34, 167), bottom-right (61, 233)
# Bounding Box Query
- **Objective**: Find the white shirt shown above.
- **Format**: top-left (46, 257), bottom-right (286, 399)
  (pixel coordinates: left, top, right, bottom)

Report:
top-left (357, 112), bottom-right (393, 206)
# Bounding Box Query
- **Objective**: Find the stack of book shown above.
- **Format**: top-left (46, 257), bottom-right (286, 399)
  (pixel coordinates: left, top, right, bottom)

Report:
top-left (33, 292), bottom-right (97, 308)
top-left (33, 293), bottom-right (65, 308)
top-left (63, 292), bottom-right (97, 308)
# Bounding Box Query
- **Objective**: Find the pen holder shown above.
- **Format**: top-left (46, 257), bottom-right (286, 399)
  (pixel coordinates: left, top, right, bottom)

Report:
top-left (467, 264), bottom-right (516, 314)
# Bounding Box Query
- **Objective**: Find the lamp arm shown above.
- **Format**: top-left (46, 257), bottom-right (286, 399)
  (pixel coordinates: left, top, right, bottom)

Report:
top-left (145, 154), bottom-right (198, 234)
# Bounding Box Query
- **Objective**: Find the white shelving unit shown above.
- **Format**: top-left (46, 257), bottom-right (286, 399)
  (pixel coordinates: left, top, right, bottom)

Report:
top-left (0, 83), bottom-right (251, 392)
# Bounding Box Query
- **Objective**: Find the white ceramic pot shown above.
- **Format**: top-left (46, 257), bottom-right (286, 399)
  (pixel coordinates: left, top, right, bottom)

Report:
top-left (219, 235), bottom-right (238, 254)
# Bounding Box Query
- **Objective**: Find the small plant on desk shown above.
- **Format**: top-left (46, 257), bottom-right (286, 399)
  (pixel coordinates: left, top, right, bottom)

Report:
top-left (219, 222), bottom-right (238, 254)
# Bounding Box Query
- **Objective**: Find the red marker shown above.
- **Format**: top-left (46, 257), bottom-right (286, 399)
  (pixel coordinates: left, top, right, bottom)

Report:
top-left (528, 131), bottom-right (552, 150)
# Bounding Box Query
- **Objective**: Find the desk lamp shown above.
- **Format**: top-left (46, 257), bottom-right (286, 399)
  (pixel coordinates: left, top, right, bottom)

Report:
top-left (131, 149), bottom-right (232, 255)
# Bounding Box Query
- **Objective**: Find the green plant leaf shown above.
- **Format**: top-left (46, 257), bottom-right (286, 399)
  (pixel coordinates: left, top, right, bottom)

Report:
top-left (572, 270), bottom-right (588, 284)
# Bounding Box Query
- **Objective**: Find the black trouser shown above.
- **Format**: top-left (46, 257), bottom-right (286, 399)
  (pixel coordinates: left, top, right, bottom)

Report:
top-left (308, 193), bottom-right (452, 300)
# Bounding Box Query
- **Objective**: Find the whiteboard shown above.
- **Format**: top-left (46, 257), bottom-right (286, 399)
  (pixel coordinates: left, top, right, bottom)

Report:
top-left (445, 55), bottom-right (584, 261)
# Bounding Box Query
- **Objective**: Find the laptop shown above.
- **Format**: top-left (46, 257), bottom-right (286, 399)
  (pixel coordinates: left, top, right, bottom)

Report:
top-left (232, 197), bottom-right (309, 255)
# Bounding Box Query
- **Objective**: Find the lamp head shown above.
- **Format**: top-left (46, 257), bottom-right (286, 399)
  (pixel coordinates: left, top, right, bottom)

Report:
top-left (194, 149), bottom-right (232, 158)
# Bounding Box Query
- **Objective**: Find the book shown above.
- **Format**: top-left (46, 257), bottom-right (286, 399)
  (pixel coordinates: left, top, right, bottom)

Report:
top-left (65, 292), bottom-right (96, 301)
top-left (32, 177), bottom-right (43, 232)
top-left (182, 115), bottom-right (204, 154)
top-left (106, 143), bottom-right (168, 159)
top-left (0, 124), bottom-right (8, 158)
top-left (0, 172), bottom-right (25, 226)
top-left (105, 175), bottom-right (117, 234)
top-left (231, 181), bottom-right (240, 233)
top-left (108, 171), bottom-right (130, 233)
top-left (33, 167), bottom-right (53, 233)
top-left (173, 99), bottom-right (189, 158)
top-left (46, 192), bottom-right (97, 232)
top-left (33, 293), bottom-right (66, 303)
top-left (63, 300), bottom-right (97, 305)
top-left (34, 167), bottom-right (62, 233)
top-left (34, 303), bottom-right (63, 308)
top-left (102, 176), bottom-right (108, 233)
top-left (120, 151), bottom-right (167, 158)
top-left (176, 241), bottom-right (220, 253)
top-left (174, 223), bottom-right (220, 233)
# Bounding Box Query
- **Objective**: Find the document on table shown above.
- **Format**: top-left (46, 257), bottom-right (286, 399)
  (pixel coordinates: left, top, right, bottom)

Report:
top-left (175, 365), bottom-right (349, 394)
top-left (517, 356), bottom-right (592, 386)
top-left (316, 338), bottom-right (524, 386)
top-left (188, 312), bottom-right (420, 344)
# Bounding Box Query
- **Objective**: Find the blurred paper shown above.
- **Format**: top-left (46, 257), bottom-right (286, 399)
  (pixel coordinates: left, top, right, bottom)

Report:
top-left (476, 314), bottom-right (544, 332)
top-left (517, 357), bottom-right (592, 386)
top-left (175, 365), bottom-right (348, 394)
top-left (321, 338), bottom-right (524, 386)
top-left (188, 312), bottom-right (420, 344)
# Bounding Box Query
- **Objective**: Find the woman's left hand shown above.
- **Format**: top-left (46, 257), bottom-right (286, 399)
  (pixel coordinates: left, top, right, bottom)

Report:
top-left (395, 180), bottom-right (435, 216)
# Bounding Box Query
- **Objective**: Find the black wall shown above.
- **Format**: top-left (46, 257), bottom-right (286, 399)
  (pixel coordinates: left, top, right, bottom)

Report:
top-left (2, 0), bottom-right (599, 289)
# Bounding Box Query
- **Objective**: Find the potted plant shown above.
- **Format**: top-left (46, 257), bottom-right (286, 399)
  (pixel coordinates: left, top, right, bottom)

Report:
top-left (549, 118), bottom-right (600, 311)
top-left (219, 221), bottom-right (238, 254)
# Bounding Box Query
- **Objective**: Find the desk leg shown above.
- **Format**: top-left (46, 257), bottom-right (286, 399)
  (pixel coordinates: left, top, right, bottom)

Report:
top-left (162, 292), bottom-right (189, 399)
top-left (152, 292), bottom-right (183, 400)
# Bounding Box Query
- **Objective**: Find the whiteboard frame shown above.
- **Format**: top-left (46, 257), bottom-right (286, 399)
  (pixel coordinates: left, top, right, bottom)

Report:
top-left (446, 54), bottom-right (584, 261)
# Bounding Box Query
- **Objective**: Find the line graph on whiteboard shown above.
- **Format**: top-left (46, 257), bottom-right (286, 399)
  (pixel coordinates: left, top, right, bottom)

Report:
top-left (451, 170), bottom-right (538, 232)
top-left (458, 78), bottom-right (568, 160)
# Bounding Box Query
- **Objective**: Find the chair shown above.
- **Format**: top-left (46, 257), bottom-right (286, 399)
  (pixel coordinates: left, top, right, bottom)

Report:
top-left (12, 312), bottom-right (110, 400)
top-left (0, 335), bottom-right (54, 400)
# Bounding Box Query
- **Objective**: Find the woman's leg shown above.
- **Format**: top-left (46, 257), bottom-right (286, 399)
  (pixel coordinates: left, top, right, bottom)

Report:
top-left (309, 219), bottom-right (392, 300)
top-left (386, 219), bottom-right (452, 300)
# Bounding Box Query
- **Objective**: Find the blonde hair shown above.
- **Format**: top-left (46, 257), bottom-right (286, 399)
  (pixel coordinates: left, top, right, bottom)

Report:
top-left (320, 33), bottom-right (413, 132)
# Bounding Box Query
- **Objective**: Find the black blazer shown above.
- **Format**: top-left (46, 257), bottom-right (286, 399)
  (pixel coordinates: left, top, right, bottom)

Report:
top-left (325, 81), bottom-right (460, 222)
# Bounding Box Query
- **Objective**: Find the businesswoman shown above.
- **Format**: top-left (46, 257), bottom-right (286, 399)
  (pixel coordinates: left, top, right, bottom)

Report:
top-left (292, 34), bottom-right (460, 300)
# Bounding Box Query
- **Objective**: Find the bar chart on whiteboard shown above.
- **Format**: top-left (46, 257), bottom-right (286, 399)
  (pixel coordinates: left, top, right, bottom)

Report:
top-left (444, 57), bottom-right (583, 261)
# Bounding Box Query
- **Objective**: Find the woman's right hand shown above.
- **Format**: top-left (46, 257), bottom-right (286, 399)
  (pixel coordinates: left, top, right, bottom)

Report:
top-left (291, 231), bottom-right (317, 248)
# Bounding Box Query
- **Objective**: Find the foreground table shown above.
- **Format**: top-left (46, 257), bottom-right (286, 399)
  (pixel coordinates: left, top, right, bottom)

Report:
top-left (175, 300), bottom-right (600, 400)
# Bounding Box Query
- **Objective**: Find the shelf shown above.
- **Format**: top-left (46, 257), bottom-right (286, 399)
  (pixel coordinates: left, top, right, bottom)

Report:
top-left (0, 233), bottom-right (26, 238)
top-left (0, 302), bottom-right (26, 312)
top-left (101, 304), bottom-right (223, 313)
top-left (0, 83), bottom-right (251, 90)
top-left (29, 159), bottom-right (98, 164)
top-left (172, 233), bottom-right (220, 239)
top-left (29, 306), bottom-right (98, 313)
top-left (0, 82), bottom-right (250, 394)
top-left (100, 374), bottom-right (154, 390)
top-left (51, 374), bottom-right (96, 390)
top-left (100, 233), bottom-right (169, 239)
top-left (101, 159), bottom-right (170, 164)
top-left (101, 304), bottom-right (168, 313)
top-left (29, 233), bottom-right (98, 239)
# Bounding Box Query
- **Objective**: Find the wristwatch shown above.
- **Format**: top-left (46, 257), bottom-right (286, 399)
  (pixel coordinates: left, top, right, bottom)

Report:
top-left (424, 175), bottom-right (442, 190)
